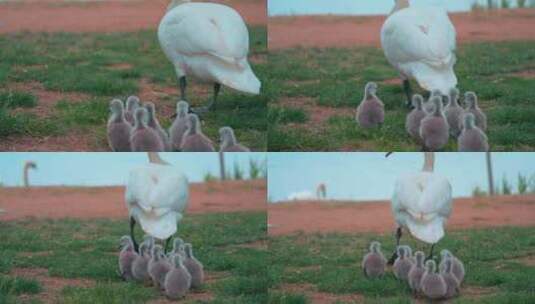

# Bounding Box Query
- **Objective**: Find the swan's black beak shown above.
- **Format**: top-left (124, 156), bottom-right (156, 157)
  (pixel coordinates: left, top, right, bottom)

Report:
top-left (170, 113), bottom-right (177, 119)
top-left (385, 152), bottom-right (393, 158)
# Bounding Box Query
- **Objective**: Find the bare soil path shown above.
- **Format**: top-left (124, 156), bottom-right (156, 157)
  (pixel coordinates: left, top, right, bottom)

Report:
top-left (269, 9), bottom-right (535, 50)
top-left (0, 0), bottom-right (266, 34)
top-left (268, 194), bottom-right (535, 236)
top-left (0, 179), bottom-right (266, 220)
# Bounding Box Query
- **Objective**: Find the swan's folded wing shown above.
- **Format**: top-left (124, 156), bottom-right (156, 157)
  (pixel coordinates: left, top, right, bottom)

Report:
top-left (419, 175), bottom-right (452, 218)
top-left (161, 6), bottom-right (249, 64)
top-left (383, 9), bottom-right (455, 68)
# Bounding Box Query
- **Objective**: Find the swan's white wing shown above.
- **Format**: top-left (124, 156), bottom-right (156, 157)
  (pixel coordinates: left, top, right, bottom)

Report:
top-left (391, 172), bottom-right (452, 244)
top-left (381, 7), bottom-right (457, 93)
top-left (159, 3), bottom-right (249, 64)
top-left (125, 164), bottom-right (189, 240)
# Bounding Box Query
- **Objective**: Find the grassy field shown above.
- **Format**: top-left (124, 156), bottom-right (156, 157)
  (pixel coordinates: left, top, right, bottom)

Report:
top-left (0, 26), bottom-right (267, 151)
top-left (268, 226), bottom-right (535, 303)
top-left (0, 211), bottom-right (267, 303)
top-left (267, 41), bottom-right (535, 151)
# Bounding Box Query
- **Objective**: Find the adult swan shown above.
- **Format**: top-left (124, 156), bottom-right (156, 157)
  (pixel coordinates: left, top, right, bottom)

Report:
top-left (386, 152), bottom-right (452, 263)
top-left (158, 0), bottom-right (261, 112)
top-left (381, 0), bottom-right (457, 106)
top-left (125, 152), bottom-right (189, 252)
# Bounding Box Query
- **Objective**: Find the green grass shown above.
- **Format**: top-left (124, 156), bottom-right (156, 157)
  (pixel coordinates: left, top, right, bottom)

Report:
top-left (0, 91), bottom-right (37, 109)
top-left (268, 226), bottom-right (535, 303)
top-left (0, 26), bottom-right (268, 150)
top-left (0, 211), bottom-right (267, 304)
top-left (267, 41), bottom-right (535, 151)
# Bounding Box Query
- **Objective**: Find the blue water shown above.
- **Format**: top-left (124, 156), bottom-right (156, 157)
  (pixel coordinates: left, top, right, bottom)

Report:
top-left (268, 153), bottom-right (535, 203)
top-left (268, 0), bottom-right (524, 16)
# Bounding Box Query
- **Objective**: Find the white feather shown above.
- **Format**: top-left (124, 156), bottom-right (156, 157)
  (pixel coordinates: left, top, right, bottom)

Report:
top-left (158, 2), bottom-right (261, 94)
top-left (392, 170), bottom-right (452, 244)
top-left (381, 6), bottom-right (457, 95)
top-left (125, 163), bottom-right (189, 240)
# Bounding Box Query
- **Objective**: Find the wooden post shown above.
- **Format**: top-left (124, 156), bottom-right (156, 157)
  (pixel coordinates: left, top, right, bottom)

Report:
top-left (486, 152), bottom-right (495, 196)
top-left (219, 152), bottom-right (226, 181)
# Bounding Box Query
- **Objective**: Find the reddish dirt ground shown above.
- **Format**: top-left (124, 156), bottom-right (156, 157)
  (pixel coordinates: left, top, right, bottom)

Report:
top-left (0, 0), bottom-right (266, 34)
top-left (0, 179), bottom-right (266, 221)
top-left (268, 194), bottom-right (535, 236)
top-left (269, 9), bottom-right (535, 50)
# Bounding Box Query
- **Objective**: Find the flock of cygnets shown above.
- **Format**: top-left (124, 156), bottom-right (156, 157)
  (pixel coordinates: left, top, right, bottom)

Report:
top-left (362, 242), bottom-right (465, 300)
top-left (107, 96), bottom-right (250, 152)
top-left (119, 235), bottom-right (203, 300)
top-left (356, 83), bottom-right (489, 151)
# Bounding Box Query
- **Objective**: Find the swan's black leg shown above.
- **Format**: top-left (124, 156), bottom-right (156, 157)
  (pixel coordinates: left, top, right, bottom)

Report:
top-left (403, 79), bottom-right (413, 108)
top-left (388, 227), bottom-right (402, 265)
top-left (192, 83), bottom-right (221, 114)
top-left (164, 236), bottom-right (172, 254)
top-left (426, 244), bottom-right (436, 261)
top-left (179, 76), bottom-right (187, 101)
top-left (130, 216), bottom-right (139, 253)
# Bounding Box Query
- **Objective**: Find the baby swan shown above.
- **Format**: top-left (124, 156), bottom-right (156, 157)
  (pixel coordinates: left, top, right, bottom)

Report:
top-left (219, 126), bottom-right (250, 152)
top-left (406, 94), bottom-right (426, 143)
top-left (464, 92), bottom-right (487, 131)
top-left (408, 251), bottom-right (426, 294)
top-left (183, 243), bottom-right (204, 289)
top-left (164, 254), bottom-right (192, 300)
top-left (148, 245), bottom-right (172, 290)
top-left (169, 101), bottom-right (190, 151)
top-left (130, 108), bottom-right (165, 152)
top-left (107, 99), bottom-right (132, 152)
top-left (362, 241), bottom-right (387, 278)
top-left (125, 96), bottom-right (141, 125)
top-left (421, 260), bottom-right (447, 300)
top-left (440, 258), bottom-right (460, 299)
top-left (131, 241), bottom-right (151, 284)
top-left (439, 249), bottom-right (465, 283)
top-left (180, 114), bottom-right (215, 152)
top-left (118, 235), bottom-right (138, 281)
top-left (420, 96), bottom-right (450, 151)
top-left (444, 88), bottom-right (463, 137)
top-left (458, 113), bottom-right (489, 151)
top-left (393, 245), bottom-right (414, 281)
top-left (144, 102), bottom-right (170, 151)
top-left (356, 82), bottom-right (385, 128)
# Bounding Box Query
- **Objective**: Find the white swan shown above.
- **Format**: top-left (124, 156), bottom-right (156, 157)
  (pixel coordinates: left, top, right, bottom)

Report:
top-left (125, 153), bottom-right (189, 251)
top-left (381, 0), bottom-right (457, 105)
top-left (387, 152), bottom-right (452, 263)
top-left (158, 0), bottom-right (261, 112)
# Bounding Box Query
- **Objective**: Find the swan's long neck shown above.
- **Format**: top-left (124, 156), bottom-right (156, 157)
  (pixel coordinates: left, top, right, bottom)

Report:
top-left (167, 0), bottom-right (190, 12)
top-left (23, 162), bottom-right (35, 187)
top-left (391, 0), bottom-right (410, 14)
top-left (422, 152), bottom-right (434, 172)
top-left (148, 153), bottom-right (169, 165)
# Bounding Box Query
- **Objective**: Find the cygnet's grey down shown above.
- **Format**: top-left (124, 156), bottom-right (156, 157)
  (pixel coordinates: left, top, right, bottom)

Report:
top-left (219, 126), bottom-right (250, 152)
top-left (180, 114), bottom-right (215, 152)
top-left (118, 235), bottom-right (137, 281)
top-left (362, 241), bottom-right (387, 278)
top-left (107, 99), bottom-right (132, 152)
top-left (356, 82), bottom-right (385, 128)
top-left (444, 88), bottom-right (463, 137)
top-left (183, 243), bottom-right (204, 289)
top-left (419, 96), bottom-right (450, 151)
top-left (405, 94), bottom-right (426, 143)
top-left (458, 113), bottom-right (489, 151)
top-left (421, 260), bottom-right (447, 300)
top-left (164, 254), bottom-right (192, 300)
top-left (130, 108), bottom-right (165, 152)
top-left (169, 100), bottom-right (190, 151)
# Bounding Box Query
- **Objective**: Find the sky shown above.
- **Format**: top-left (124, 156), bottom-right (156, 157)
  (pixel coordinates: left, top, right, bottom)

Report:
top-left (268, 0), bottom-right (515, 16)
top-left (0, 153), bottom-right (266, 187)
top-left (268, 153), bottom-right (535, 202)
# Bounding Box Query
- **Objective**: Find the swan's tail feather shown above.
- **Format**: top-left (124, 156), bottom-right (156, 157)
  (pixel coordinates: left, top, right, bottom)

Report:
top-left (408, 62), bottom-right (457, 95)
top-left (216, 62), bottom-right (261, 95)
top-left (406, 217), bottom-right (445, 244)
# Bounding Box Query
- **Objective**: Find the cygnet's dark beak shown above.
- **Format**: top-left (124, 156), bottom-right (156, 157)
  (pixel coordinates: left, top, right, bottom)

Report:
top-left (385, 152), bottom-right (393, 158)
top-left (171, 113), bottom-right (177, 119)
